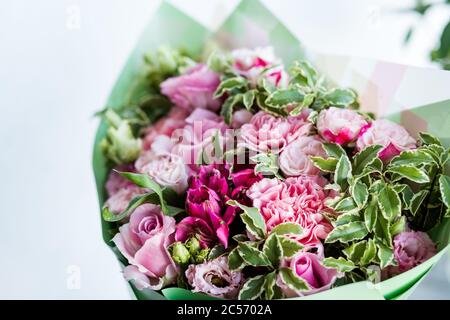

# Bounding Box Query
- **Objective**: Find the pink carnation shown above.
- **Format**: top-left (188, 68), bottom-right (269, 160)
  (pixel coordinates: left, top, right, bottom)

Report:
top-left (104, 186), bottom-right (144, 215)
top-left (393, 231), bottom-right (436, 272)
top-left (112, 204), bottom-right (178, 290)
top-left (232, 47), bottom-right (279, 86)
top-left (238, 111), bottom-right (312, 154)
top-left (231, 109), bottom-right (253, 129)
top-left (317, 107), bottom-right (367, 145)
top-left (356, 119), bottom-right (416, 161)
top-left (279, 135), bottom-right (327, 176)
top-left (160, 64), bottom-right (221, 112)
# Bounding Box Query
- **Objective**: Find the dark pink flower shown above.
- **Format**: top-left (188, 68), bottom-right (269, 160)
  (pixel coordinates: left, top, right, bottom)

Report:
top-left (393, 231), bottom-right (436, 272)
top-left (160, 64), bottom-right (221, 112)
top-left (189, 163), bottom-right (230, 196)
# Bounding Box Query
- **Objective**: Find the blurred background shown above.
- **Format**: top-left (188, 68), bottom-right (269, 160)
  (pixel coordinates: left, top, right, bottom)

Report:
top-left (0, 0), bottom-right (449, 299)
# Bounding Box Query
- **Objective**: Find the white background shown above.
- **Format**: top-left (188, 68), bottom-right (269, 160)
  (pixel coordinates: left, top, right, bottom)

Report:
top-left (0, 0), bottom-right (449, 299)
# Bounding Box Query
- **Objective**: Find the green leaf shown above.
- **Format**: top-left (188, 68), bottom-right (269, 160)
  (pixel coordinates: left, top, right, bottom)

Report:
top-left (374, 213), bottom-right (392, 247)
top-left (270, 222), bottom-right (303, 236)
top-left (322, 257), bottom-right (356, 273)
top-left (290, 93), bottom-right (315, 116)
top-left (263, 233), bottom-right (282, 267)
top-left (214, 76), bottom-right (247, 98)
top-left (335, 211), bottom-right (361, 227)
top-left (278, 236), bottom-right (304, 257)
top-left (228, 200), bottom-right (266, 239)
top-left (400, 184), bottom-right (414, 209)
top-left (334, 154), bottom-right (352, 189)
top-left (360, 239), bottom-right (377, 266)
top-left (352, 145), bottom-right (383, 175)
top-left (265, 89), bottom-right (304, 108)
top-left (238, 275), bottom-right (265, 300)
top-left (389, 149), bottom-right (435, 167)
top-left (343, 240), bottom-right (367, 263)
top-left (290, 60), bottom-right (318, 87)
top-left (323, 143), bottom-right (346, 159)
top-left (439, 175), bottom-right (450, 208)
top-left (243, 89), bottom-right (256, 110)
top-left (325, 221), bottom-right (368, 243)
top-left (376, 241), bottom-right (395, 269)
top-left (103, 192), bottom-right (157, 222)
top-left (409, 190), bottom-right (429, 216)
top-left (390, 216), bottom-right (406, 236)
top-left (363, 199), bottom-right (378, 232)
top-left (419, 132), bottom-right (442, 146)
top-left (240, 214), bottom-right (265, 240)
top-left (279, 268), bottom-right (310, 292)
top-left (387, 166), bottom-right (430, 184)
top-left (264, 271), bottom-right (278, 300)
top-left (334, 197), bottom-right (357, 213)
top-left (356, 158), bottom-right (383, 178)
top-left (237, 242), bottom-right (271, 267)
top-left (351, 180), bottom-right (369, 208)
top-left (251, 153), bottom-right (282, 178)
top-left (310, 156), bottom-right (338, 173)
top-left (228, 248), bottom-right (245, 271)
top-left (323, 88), bottom-right (357, 107)
top-left (378, 185), bottom-right (401, 221)
top-left (221, 94), bottom-right (242, 125)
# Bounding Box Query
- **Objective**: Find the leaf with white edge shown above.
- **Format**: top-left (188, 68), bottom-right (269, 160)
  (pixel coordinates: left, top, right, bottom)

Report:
top-left (323, 88), bottom-right (357, 106)
top-left (270, 222), bottom-right (303, 236)
top-left (232, 234), bottom-right (248, 243)
top-left (228, 248), bottom-right (245, 271)
top-left (265, 89), bottom-right (304, 108)
top-left (400, 184), bottom-right (414, 210)
top-left (290, 93), bottom-right (315, 116)
top-left (357, 158), bottom-right (383, 178)
top-left (343, 240), bottom-right (367, 263)
top-left (360, 239), bottom-right (377, 266)
top-left (334, 197), bottom-right (357, 213)
top-left (310, 156), bottom-right (338, 173)
top-left (445, 208), bottom-right (450, 218)
top-left (352, 180), bottom-right (369, 208)
top-left (238, 275), bottom-right (265, 300)
top-left (423, 144), bottom-right (445, 163)
top-left (322, 257), bottom-right (356, 273)
top-left (334, 154), bottom-right (352, 190)
top-left (279, 268), bottom-right (310, 292)
top-left (390, 216), bottom-right (407, 236)
top-left (208, 245), bottom-right (226, 260)
top-left (251, 152), bottom-right (282, 178)
top-left (374, 213), bottom-right (392, 247)
top-left (323, 143), bottom-right (346, 159)
top-left (290, 60), bottom-right (318, 87)
top-left (240, 214), bottom-right (265, 240)
top-left (409, 190), bottom-right (429, 216)
top-left (389, 149), bottom-right (435, 167)
top-left (378, 185), bottom-right (401, 221)
top-left (263, 233), bottom-right (282, 267)
top-left (369, 180), bottom-right (385, 193)
top-left (237, 242), bottom-right (271, 267)
top-left (352, 145), bottom-right (383, 175)
top-left (214, 76), bottom-right (247, 98)
top-left (376, 241), bottom-right (395, 269)
top-left (364, 199), bottom-right (378, 232)
top-left (243, 89), bottom-right (256, 110)
top-left (221, 94), bottom-right (243, 125)
top-left (387, 166), bottom-right (430, 184)
top-left (264, 271), bottom-right (280, 300)
top-left (419, 132), bottom-right (442, 146)
top-left (335, 211), bottom-right (361, 227)
top-left (279, 236), bottom-right (304, 257)
top-left (228, 200), bottom-right (266, 238)
top-left (439, 175), bottom-right (450, 208)
top-left (325, 221), bottom-right (368, 244)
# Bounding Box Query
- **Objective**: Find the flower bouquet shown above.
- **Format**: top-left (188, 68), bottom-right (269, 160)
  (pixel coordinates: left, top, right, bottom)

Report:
top-left (93, 0), bottom-right (450, 300)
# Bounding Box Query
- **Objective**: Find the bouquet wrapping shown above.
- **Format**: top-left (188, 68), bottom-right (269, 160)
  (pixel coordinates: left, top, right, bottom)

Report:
top-left (93, 0), bottom-right (450, 300)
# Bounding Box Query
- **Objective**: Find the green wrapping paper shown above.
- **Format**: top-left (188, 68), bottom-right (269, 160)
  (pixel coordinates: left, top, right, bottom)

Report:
top-left (93, 0), bottom-right (450, 300)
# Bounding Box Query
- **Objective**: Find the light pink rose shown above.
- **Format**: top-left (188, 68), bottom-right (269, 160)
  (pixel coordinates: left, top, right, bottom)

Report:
top-left (112, 204), bottom-right (178, 290)
top-left (142, 108), bottom-right (188, 150)
top-left (231, 109), bottom-right (253, 129)
top-left (356, 119), bottom-right (416, 161)
top-left (247, 176), bottom-right (333, 249)
top-left (105, 164), bottom-right (135, 197)
top-left (136, 152), bottom-right (189, 194)
top-left (238, 111), bottom-right (312, 154)
top-left (160, 64), bottom-right (221, 112)
top-left (279, 135), bottom-right (326, 176)
top-left (104, 186), bottom-right (144, 215)
top-left (232, 47), bottom-right (279, 86)
top-left (317, 107), bottom-right (368, 145)
top-left (393, 231), bottom-right (436, 272)
top-left (262, 65), bottom-right (289, 89)
top-left (185, 256), bottom-right (243, 299)
top-left (277, 252), bottom-right (340, 297)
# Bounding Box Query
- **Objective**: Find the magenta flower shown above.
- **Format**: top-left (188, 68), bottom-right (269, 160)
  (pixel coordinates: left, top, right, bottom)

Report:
top-left (189, 163), bottom-right (230, 196)
top-left (230, 167), bottom-right (263, 206)
top-left (175, 217), bottom-right (217, 248)
top-left (393, 231), bottom-right (436, 272)
top-left (160, 64), bottom-right (221, 112)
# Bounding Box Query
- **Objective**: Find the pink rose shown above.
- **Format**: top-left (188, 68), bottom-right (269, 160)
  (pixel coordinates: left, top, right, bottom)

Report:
top-left (356, 119), bottom-right (416, 161)
top-left (160, 64), bottom-right (221, 112)
top-left (247, 177), bottom-right (333, 249)
top-left (238, 111), bottom-right (312, 154)
top-left (277, 252), bottom-right (340, 297)
top-left (279, 135), bottom-right (327, 176)
top-left (186, 256), bottom-right (243, 299)
top-left (105, 164), bottom-right (135, 197)
top-left (136, 152), bottom-right (189, 194)
top-left (112, 204), bottom-right (177, 290)
top-left (317, 107), bottom-right (368, 145)
top-left (393, 231), bottom-right (436, 272)
top-left (231, 109), bottom-right (253, 129)
top-left (142, 108), bottom-right (188, 150)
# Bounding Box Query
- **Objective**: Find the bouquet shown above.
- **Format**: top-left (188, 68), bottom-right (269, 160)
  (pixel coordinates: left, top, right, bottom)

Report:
top-left (93, 1), bottom-right (450, 300)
